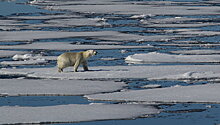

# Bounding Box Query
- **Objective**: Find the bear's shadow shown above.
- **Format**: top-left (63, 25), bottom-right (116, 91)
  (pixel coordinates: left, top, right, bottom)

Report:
top-left (67, 69), bottom-right (110, 73)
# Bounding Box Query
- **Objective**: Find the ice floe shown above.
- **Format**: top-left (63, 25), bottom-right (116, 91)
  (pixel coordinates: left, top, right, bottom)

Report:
top-left (145, 23), bottom-right (220, 28)
top-left (177, 30), bottom-right (220, 36)
top-left (33, 18), bottom-right (110, 27)
top-left (36, 2), bottom-right (220, 15)
top-left (0, 50), bottom-right (26, 58)
top-left (0, 42), bottom-right (153, 50)
top-left (9, 14), bottom-right (82, 20)
top-left (0, 79), bottom-right (126, 96)
top-left (0, 30), bottom-right (157, 42)
top-left (0, 104), bottom-right (160, 124)
top-left (0, 59), bottom-right (47, 66)
top-left (0, 54), bottom-right (56, 66)
top-left (140, 84), bottom-right (162, 89)
top-left (144, 17), bottom-right (211, 24)
top-left (171, 50), bottom-right (220, 55)
top-left (86, 83), bottom-right (220, 103)
top-left (1, 65), bottom-right (220, 80)
top-left (12, 54), bottom-right (56, 61)
top-left (125, 52), bottom-right (220, 64)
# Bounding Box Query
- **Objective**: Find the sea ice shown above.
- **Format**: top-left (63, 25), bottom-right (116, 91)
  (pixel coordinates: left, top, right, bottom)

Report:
top-left (0, 59), bottom-right (47, 66)
top-left (0, 30), bottom-right (156, 42)
top-left (1, 65), bottom-right (220, 80)
top-left (0, 104), bottom-right (160, 124)
top-left (0, 42), bottom-right (153, 50)
top-left (171, 50), bottom-right (220, 55)
top-left (145, 23), bottom-right (220, 28)
top-left (0, 79), bottom-right (126, 96)
top-left (0, 54), bottom-right (57, 66)
top-left (37, 3), bottom-right (220, 15)
top-left (0, 50), bottom-right (26, 58)
top-left (144, 17), bottom-right (210, 24)
top-left (9, 14), bottom-right (81, 20)
top-left (86, 83), bottom-right (220, 103)
top-left (33, 18), bottom-right (110, 27)
top-left (125, 52), bottom-right (220, 63)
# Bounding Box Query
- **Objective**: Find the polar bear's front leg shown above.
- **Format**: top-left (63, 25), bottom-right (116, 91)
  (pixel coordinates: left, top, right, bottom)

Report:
top-left (73, 60), bottom-right (80, 72)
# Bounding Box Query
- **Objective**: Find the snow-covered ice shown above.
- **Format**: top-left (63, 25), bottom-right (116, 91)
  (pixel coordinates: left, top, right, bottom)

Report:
top-left (0, 104), bottom-right (160, 124)
top-left (1, 65), bottom-right (220, 80)
top-left (86, 83), bottom-right (220, 103)
top-left (33, 18), bottom-right (109, 27)
top-left (0, 59), bottom-right (47, 66)
top-left (37, 2), bottom-right (220, 15)
top-left (145, 23), bottom-right (220, 28)
top-left (125, 52), bottom-right (220, 64)
top-left (0, 42), bottom-right (153, 50)
top-left (171, 50), bottom-right (220, 55)
top-left (0, 50), bottom-right (26, 58)
top-left (0, 30), bottom-right (153, 42)
top-left (0, 54), bottom-right (57, 66)
top-left (0, 79), bottom-right (126, 96)
top-left (140, 84), bottom-right (162, 89)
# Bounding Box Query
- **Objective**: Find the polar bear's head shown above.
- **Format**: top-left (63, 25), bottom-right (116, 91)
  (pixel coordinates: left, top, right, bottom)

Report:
top-left (86, 50), bottom-right (97, 56)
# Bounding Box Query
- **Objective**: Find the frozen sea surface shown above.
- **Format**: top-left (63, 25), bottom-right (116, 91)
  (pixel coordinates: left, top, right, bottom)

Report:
top-left (1, 0), bottom-right (220, 124)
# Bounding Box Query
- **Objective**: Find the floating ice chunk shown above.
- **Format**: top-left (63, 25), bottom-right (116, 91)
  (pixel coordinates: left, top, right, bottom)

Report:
top-left (86, 84), bottom-right (220, 103)
top-left (0, 59), bottom-right (47, 66)
top-left (140, 84), bottom-right (161, 89)
top-left (120, 50), bottom-right (128, 53)
top-left (171, 50), bottom-right (220, 55)
top-left (0, 42), bottom-right (153, 51)
top-left (100, 58), bottom-right (118, 61)
top-left (130, 14), bottom-right (150, 19)
top-left (34, 2), bottom-right (220, 16)
top-left (125, 55), bottom-right (143, 63)
top-left (0, 30), bottom-right (183, 42)
top-left (1, 65), bottom-right (220, 80)
top-left (0, 54), bottom-right (57, 66)
top-left (0, 50), bottom-right (26, 58)
top-left (146, 23), bottom-right (220, 28)
top-left (125, 52), bottom-right (220, 64)
top-left (12, 54), bottom-right (32, 61)
top-left (29, 0), bottom-right (39, 4)
top-left (0, 104), bottom-right (160, 124)
top-left (0, 79), bottom-right (126, 96)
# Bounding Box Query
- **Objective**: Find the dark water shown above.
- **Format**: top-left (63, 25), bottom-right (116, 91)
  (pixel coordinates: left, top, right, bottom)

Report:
top-left (0, 96), bottom-right (90, 107)
top-left (0, 0), bottom-right (220, 124)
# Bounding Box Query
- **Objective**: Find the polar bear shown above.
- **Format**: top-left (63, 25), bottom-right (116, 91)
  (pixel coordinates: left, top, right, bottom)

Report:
top-left (57, 50), bottom-right (97, 72)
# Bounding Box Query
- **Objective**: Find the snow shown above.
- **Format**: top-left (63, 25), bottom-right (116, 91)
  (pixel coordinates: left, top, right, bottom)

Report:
top-left (33, 18), bottom-right (109, 27)
top-left (178, 30), bottom-right (220, 36)
top-left (37, 2), bottom-right (220, 15)
top-left (140, 84), bottom-right (161, 89)
top-left (0, 42), bottom-right (153, 50)
top-left (171, 50), bottom-right (220, 55)
top-left (1, 65), bottom-right (220, 80)
top-left (0, 50), bottom-right (26, 58)
top-left (0, 59), bottom-right (47, 66)
top-left (0, 30), bottom-right (185, 42)
top-left (86, 83), bottom-right (220, 103)
top-left (0, 79), bottom-right (126, 96)
top-left (125, 52), bottom-right (220, 63)
top-left (0, 54), bottom-right (56, 66)
top-left (0, 31), bottom-right (150, 42)
top-left (9, 14), bottom-right (82, 20)
top-left (144, 17), bottom-right (210, 24)
top-left (12, 54), bottom-right (57, 61)
top-left (0, 104), bottom-right (160, 124)
top-left (145, 23), bottom-right (220, 28)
